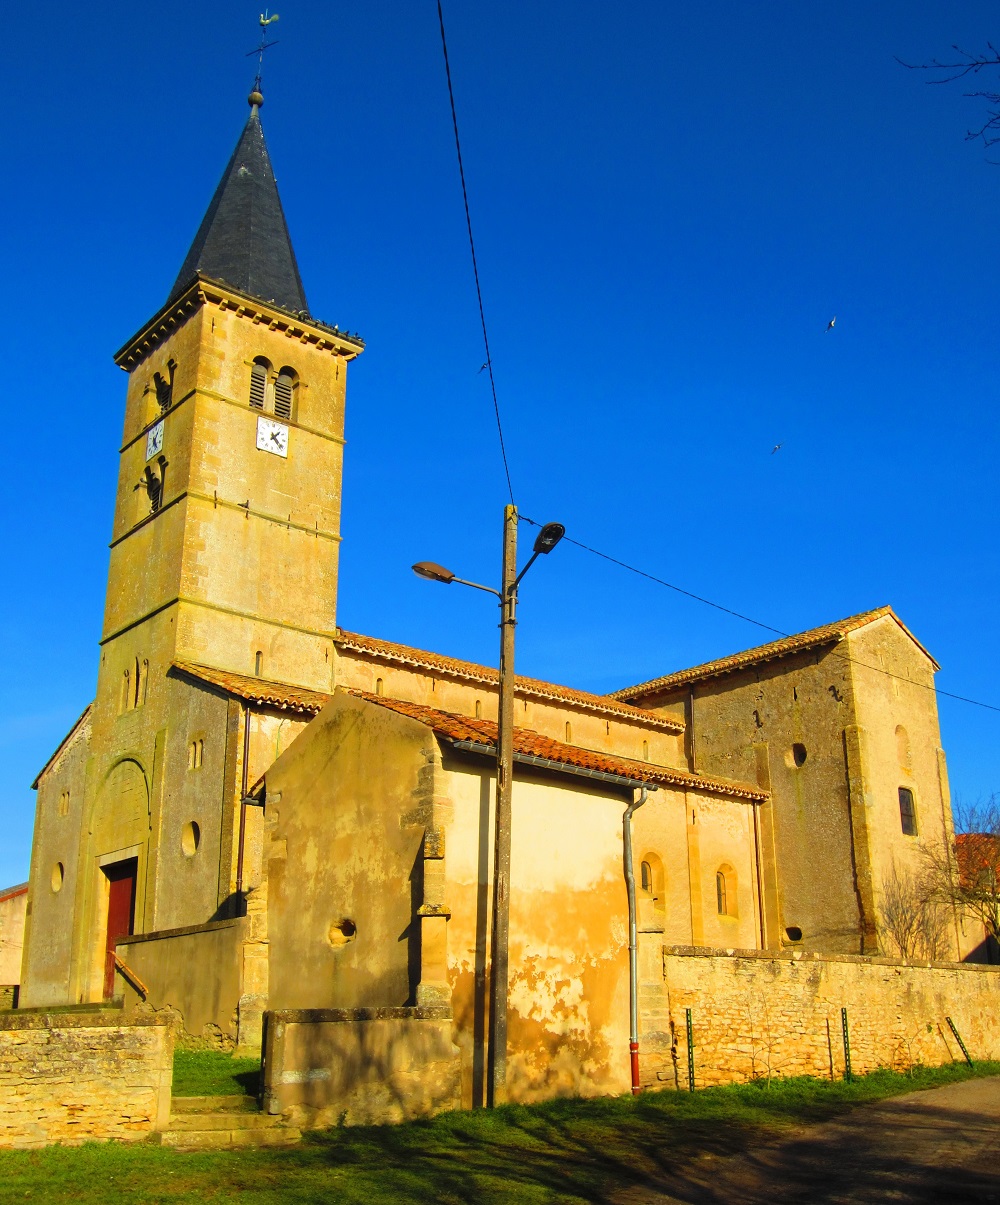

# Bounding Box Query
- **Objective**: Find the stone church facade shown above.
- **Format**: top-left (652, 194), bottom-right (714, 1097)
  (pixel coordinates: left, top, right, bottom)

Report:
top-left (17, 94), bottom-right (995, 1116)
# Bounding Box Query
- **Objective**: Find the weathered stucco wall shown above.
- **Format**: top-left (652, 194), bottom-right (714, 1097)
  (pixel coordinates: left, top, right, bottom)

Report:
top-left (263, 1006), bottom-right (460, 1126)
top-left (652, 947), bottom-right (1000, 1088)
top-left (118, 918), bottom-right (246, 1046)
top-left (0, 1010), bottom-right (172, 1148)
top-left (264, 694), bottom-right (433, 1011)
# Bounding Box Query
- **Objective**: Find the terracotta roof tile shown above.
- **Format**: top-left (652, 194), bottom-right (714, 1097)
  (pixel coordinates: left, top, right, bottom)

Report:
top-left (611, 606), bottom-right (939, 700)
top-left (335, 630), bottom-right (683, 732)
top-left (172, 662), bottom-right (330, 714)
top-left (956, 832), bottom-right (1000, 891)
top-left (349, 690), bottom-right (768, 802)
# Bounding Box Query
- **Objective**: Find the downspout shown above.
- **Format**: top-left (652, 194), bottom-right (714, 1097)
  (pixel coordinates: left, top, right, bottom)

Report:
top-left (235, 702), bottom-right (252, 901)
top-left (623, 785), bottom-right (649, 1095)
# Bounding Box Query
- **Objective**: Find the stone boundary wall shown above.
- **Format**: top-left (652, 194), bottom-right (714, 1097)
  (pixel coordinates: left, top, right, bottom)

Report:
top-left (0, 1010), bottom-right (173, 1149)
top-left (649, 946), bottom-right (1000, 1089)
top-left (263, 1006), bottom-right (460, 1127)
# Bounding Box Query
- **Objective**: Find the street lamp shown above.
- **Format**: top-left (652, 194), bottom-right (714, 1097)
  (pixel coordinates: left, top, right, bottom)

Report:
top-left (412, 505), bottom-right (563, 1106)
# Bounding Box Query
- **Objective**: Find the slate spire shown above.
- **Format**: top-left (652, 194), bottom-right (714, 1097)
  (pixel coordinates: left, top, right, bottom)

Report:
top-left (168, 94), bottom-right (308, 314)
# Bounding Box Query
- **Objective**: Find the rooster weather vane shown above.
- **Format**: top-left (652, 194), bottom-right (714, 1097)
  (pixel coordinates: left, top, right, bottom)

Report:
top-left (247, 11), bottom-right (280, 98)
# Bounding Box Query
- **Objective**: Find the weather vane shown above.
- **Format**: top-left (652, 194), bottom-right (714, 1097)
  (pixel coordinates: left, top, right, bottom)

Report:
top-left (247, 10), bottom-right (280, 101)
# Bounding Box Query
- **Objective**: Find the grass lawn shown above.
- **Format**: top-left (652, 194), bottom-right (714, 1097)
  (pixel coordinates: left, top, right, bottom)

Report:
top-left (171, 1050), bottom-right (261, 1098)
top-left (1, 1062), bottom-right (997, 1204)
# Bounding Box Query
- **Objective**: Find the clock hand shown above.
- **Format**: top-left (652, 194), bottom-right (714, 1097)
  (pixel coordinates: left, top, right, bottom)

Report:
top-left (270, 431), bottom-right (281, 444)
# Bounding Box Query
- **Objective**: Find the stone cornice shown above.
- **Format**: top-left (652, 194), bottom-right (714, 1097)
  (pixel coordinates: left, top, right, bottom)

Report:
top-left (114, 275), bottom-right (365, 372)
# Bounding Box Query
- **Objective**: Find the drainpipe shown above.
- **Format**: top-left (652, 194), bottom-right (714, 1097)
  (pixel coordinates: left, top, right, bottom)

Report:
top-left (235, 703), bottom-right (252, 901)
top-left (623, 785), bottom-right (649, 1095)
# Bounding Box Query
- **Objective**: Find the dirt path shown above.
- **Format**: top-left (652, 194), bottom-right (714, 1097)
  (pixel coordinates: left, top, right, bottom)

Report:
top-left (616, 1077), bottom-right (1000, 1204)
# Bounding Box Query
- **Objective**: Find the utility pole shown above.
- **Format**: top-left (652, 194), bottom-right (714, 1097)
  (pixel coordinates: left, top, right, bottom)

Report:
top-left (488, 502), bottom-right (518, 1105)
top-left (411, 507), bottom-right (564, 1108)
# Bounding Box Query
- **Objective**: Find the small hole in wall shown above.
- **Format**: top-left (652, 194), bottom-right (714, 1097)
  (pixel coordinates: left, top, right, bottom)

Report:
top-left (181, 821), bottom-right (201, 857)
top-left (255, 651), bottom-right (263, 677)
top-left (328, 918), bottom-right (357, 948)
top-left (642, 741), bottom-right (649, 761)
top-left (51, 862), bottom-right (65, 893)
top-left (375, 677), bottom-right (384, 696)
top-left (785, 926), bottom-right (803, 942)
top-left (565, 721), bottom-right (572, 742)
top-left (475, 699), bottom-right (482, 719)
top-left (792, 743), bottom-right (807, 767)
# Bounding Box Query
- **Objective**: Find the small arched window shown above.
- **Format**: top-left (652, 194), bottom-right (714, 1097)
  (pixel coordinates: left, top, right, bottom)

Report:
top-left (249, 358), bottom-right (270, 410)
top-left (255, 651), bottom-right (263, 677)
top-left (376, 677), bottom-right (384, 697)
top-left (274, 367), bottom-right (297, 421)
top-left (640, 861), bottom-right (652, 893)
top-left (135, 658), bottom-right (148, 707)
top-left (565, 721), bottom-right (573, 743)
top-left (716, 864), bottom-right (737, 917)
top-left (642, 740), bottom-right (649, 761)
top-left (898, 787), bottom-right (918, 836)
top-left (474, 699), bottom-right (482, 719)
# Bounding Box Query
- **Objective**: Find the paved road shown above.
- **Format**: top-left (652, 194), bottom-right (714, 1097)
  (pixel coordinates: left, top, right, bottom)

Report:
top-left (617, 1077), bottom-right (1000, 1204)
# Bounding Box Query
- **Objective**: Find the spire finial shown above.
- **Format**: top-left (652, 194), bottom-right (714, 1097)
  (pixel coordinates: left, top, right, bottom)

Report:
top-left (247, 11), bottom-right (280, 110)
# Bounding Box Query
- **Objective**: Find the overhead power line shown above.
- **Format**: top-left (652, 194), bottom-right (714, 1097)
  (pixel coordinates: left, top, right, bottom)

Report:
top-left (520, 515), bottom-right (1000, 715)
top-left (436, 1), bottom-right (515, 505)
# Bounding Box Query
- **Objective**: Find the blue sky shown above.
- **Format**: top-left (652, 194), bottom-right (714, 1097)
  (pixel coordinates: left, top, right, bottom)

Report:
top-left (1, 2), bottom-right (997, 886)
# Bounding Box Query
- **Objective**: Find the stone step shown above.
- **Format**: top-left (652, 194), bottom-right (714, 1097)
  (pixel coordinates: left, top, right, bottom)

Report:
top-left (167, 1111), bottom-right (283, 1132)
top-left (171, 1094), bottom-right (260, 1114)
top-left (154, 1125), bottom-right (301, 1150)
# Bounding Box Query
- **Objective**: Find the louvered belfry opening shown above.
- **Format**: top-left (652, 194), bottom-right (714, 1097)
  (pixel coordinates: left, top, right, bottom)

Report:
top-left (249, 360), bottom-right (268, 410)
top-left (274, 368), bottom-right (295, 420)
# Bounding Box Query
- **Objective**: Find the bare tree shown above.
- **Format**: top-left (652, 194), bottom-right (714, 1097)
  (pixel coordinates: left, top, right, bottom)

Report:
top-left (878, 862), bottom-right (949, 960)
top-left (898, 43), bottom-right (1000, 156)
top-left (948, 796), bottom-right (1000, 944)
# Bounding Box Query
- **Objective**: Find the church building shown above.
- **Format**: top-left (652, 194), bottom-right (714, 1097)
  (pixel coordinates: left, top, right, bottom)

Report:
top-left (18, 89), bottom-right (985, 1117)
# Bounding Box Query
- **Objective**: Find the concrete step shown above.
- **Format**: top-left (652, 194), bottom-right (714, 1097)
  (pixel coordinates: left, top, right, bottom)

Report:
top-left (154, 1125), bottom-right (302, 1150)
top-left (171, 1095), bottom-right (260, 1114)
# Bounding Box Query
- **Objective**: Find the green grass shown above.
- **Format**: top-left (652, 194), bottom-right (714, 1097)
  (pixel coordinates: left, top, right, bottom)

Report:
top-left (171, 1050), bottom-right (261, 1098)
top-left (1, 1062), bottom-right (997, 1204)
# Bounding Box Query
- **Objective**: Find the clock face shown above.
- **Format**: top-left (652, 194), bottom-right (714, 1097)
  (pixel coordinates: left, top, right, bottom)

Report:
top-left (146, 420), bottom-right (164, 461)
top-left (256, 416), bottom-right (289, 458)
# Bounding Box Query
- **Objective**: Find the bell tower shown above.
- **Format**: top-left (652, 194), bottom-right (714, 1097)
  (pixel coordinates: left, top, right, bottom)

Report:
top-left (102, 91), bottom-right (363, 704)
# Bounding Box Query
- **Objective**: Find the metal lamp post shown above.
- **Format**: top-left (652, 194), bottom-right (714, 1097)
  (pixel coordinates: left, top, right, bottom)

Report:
top-left (413, 504), bottom-right (564, 1105)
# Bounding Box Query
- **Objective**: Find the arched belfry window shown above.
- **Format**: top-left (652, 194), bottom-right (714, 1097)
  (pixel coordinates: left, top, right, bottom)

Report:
top-left (249, 358), bottom-right (270, 410)
top-left (716, 864), bottom-right (737, 917)
top-left (274, 367), bottom-right (297, 421)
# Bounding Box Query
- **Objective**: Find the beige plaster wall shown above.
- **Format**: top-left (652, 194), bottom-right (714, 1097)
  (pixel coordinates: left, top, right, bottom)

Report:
top-left (0, 1011), bottom-right (172, 1148)
top-left (0, 889), bottom-right (27, 987)
top-left (654, 947), bottom-right (1000, 1088)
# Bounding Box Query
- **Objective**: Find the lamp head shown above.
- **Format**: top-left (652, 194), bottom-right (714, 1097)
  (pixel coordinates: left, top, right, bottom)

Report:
top-left (533, 522), bottom-right (565, 555)
top-left (412, 561), bottom-right (456, 584)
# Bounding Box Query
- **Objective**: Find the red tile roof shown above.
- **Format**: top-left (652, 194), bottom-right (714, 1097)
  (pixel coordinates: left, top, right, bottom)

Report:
top-left (335, 629), bottom-right (684, 732)
top-left (172, 662), bottom-right (330, 714)
top-left (611, 607), bottom-right (939, 701)
top-left (349, 690), bottom-right (768, 802)
top-left (956, 832), bottom-right (1000, 891)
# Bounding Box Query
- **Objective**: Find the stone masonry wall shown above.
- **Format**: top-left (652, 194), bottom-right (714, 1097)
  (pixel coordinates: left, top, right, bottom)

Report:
top-left (0, 1010), bottom-right (173, 1148)
top-left (644, 947), bottom-right (1000, 1089)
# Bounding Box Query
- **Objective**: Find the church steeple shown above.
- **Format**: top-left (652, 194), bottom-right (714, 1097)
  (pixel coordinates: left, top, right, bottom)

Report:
top-left (168, 93), bottom-right (308, 314)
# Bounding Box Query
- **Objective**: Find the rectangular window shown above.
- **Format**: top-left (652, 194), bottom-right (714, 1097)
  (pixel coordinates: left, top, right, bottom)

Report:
top-left (898, 787), bottom-right (917, 836)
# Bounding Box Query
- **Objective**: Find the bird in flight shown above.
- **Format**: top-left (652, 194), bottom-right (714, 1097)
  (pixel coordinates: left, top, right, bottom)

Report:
top-left (771, 444), bottom-right (783, 455)
top-left (826, 316), bottom-right (837, 332)
top-left (478, 362), bottom-right (489, 374)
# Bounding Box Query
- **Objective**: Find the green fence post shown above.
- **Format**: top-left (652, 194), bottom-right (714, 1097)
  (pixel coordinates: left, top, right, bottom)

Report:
top-left (841, 1007), bottom-right (852, 1081)
top-left (686, 1007), bottom-right (695, 1092)
top-left (945, 1016), bottom-right (974, 1067)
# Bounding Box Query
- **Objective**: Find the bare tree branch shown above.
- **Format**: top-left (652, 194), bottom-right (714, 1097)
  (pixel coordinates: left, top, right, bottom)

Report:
top-left (897, 43), bottom-right (1000, 153)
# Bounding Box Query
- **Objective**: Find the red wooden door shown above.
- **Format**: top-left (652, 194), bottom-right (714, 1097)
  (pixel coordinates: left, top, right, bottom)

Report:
top-left (102, 860), bottom-right (137, 998)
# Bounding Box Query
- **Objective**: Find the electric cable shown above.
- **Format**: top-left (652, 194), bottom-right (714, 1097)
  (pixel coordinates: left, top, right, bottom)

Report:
top-left (436, 0), bottom-right (515, 504)
top-left (519, 515), bottom-right (1000, 714)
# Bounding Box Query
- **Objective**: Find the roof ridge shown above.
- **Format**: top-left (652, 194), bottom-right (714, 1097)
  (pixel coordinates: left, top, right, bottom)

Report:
top-left (610, 606), bottom-right (938, 700)
top-left (334, 629), bottom-right (683, 732)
